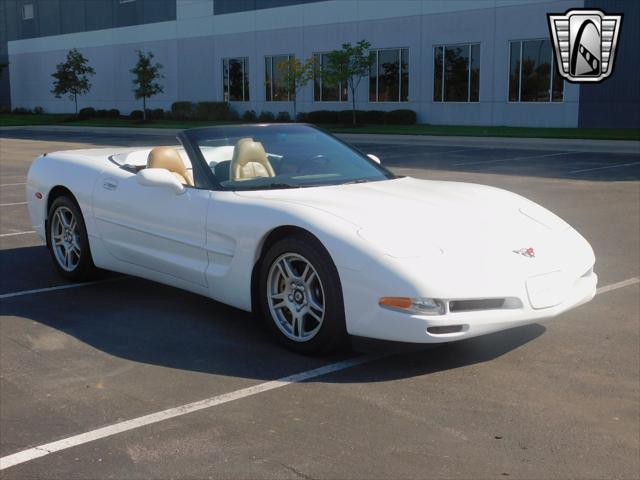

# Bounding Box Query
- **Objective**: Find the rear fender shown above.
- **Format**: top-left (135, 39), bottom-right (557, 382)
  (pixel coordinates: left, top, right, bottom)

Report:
top-left (27, 152), bottom-right (108, 239)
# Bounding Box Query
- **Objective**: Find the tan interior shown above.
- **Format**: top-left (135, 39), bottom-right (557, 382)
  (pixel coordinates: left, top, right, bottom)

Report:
top-left (147, 147), bottom-right (194, 186)
top-left (230, 138), bottom-right (275, 181)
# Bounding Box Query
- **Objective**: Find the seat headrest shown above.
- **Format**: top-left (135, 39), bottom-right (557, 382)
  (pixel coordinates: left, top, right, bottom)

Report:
top-left (147, 147), bottom-right (186, 174)
top-left (147, 147), bottom-right (193, 186)
top-left (232, 138), bottom-right (268, 167)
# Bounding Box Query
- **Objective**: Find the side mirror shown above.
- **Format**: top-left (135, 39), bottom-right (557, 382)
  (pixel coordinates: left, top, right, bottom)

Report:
top-left (367, 154), bottom-right (381, 165)
top-left (137, 168), bottom-right (186, 195)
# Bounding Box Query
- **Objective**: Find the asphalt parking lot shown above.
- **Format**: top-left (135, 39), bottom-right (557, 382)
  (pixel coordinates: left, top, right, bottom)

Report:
top-left (1, 127), bottom-right (639, 479)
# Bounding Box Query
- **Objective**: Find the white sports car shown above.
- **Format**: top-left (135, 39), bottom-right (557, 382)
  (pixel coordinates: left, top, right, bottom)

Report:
top-left (26, 124), bottom-right (597, 353)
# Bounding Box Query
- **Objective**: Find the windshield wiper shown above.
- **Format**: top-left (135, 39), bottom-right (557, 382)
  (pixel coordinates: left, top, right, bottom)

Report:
top-left (266, 182), bottom-right (302, 189)
top-left (341, 179), bottom-right (372, 185)
top-left (238, 182), bottom-right (302, 190)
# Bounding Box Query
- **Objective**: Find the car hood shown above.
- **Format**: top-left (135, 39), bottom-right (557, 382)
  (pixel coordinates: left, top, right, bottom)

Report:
top-left (237, 176), bottom-right (592, 274)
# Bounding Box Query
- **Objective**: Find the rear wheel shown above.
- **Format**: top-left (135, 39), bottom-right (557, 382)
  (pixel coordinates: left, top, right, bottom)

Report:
top-left (47, 196), bottom-right (98, 281)
top-left (259, 235), bottom-right (347, 354)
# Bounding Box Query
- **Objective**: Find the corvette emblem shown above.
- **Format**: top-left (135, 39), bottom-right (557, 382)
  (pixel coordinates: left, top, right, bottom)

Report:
top-left (513, 247), bottom-right (535, 258)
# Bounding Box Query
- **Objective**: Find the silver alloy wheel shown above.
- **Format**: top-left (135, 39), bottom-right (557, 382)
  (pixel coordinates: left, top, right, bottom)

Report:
top-left (267, 252), bottom-right (325, 342)
top-left (50, 205), bottom-right (81, 272)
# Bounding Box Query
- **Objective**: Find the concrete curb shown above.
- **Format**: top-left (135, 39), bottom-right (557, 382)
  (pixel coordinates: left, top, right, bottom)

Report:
top-left (1, 125), bottom-right (639, 154)
top-left (0, 125), bottom-right (182, 136)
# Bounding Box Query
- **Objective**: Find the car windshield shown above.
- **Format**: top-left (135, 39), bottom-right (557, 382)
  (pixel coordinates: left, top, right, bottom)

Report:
top-left (184, 124), bottom-right (395, 190)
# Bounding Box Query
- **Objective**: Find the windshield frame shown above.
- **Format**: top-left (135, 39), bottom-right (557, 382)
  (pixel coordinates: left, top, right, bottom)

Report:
top-left (178, 124), bottom-right (397, 192)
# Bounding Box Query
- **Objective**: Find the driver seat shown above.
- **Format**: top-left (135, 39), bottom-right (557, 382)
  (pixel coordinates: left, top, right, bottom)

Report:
top-left (230, 138), bottom-right (275, 181)
top-left (147, 147), bottom-right (194, 186)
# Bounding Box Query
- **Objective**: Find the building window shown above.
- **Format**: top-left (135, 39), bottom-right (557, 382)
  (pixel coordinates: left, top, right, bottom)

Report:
top-left (22, 3), bottom-right (34, 20)
top-left (369, 48), bottom-right (409, 102)
top-left (313, 53), bottom-right (347, 102)
top-left (265, 55), bottom-right (293, 102)
top-left (223, 58), bottom-right (250, 102)
top-left (509, 39), bottom-right (563, 102)
top-left (433, 44), bottom-right (480, 102)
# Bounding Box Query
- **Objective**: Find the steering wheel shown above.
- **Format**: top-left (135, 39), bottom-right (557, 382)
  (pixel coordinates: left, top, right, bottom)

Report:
top-left (296, 154), bottom-right (331, 174)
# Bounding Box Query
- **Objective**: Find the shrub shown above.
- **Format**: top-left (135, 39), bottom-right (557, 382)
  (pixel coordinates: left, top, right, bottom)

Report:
top-left (296, 111), bottom-right (309, 123)
top-left (107, 108), bottom-right (120, 118)
top-left (33, 106), bottom-right (45, 114)
top-left (78, 107), bottom-right (96, 119)
top-left (12, 107), bottom-right (31, 114)
top-left (360, 110), bottom-right (386, 124)
top-left (129, 110), bottom-right (144, 120)
top-left (146, 108), bottom-right (165, 120)
top-left (94, 109), bottom-right (108, 117)
top-left (306, 110), bottom-right (339, 124)
top-left (276, 111), bottom-right (291, 122)
top-left (0, 105), bottom-right (11, 114)
top-left (304, 108), bottom-right (417, 125)
top-left (338, 110), bottom-right (355, 124)
top-left (258, 111), bottom-right (275, 122)
top-left (171, 101), bottom-right (195, 119)
top-left (385, 109), bottom-right (416, 125)
top-left (312, 109), bottom-right (363, 124)
top-left (195, 101), bottom-right (236, 121)
top-left (242, 110), bottom-right (257, 122)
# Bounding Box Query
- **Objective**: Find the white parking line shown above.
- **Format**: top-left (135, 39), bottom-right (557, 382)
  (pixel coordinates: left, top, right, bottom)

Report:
top-left (0, 279), bottom-right (118, 300)
top-left (569, 161), bottom-right (640, 174)
top-left (453, 151), bottom-right (570, 166)
top-left (596, 277), bottom-right (639, 295)
top-left (0, 356), bottom-right (379, 471)
top-left (0, 276), bottom-right (638, 471)
top-left (0, 202), bottom-right (27, 207)
top-left (0, 182), bottom-right (26, 187)
top-left (383, 147), bottom-right (481, 160)
top-left (0, 230), bottom-right (36, 238)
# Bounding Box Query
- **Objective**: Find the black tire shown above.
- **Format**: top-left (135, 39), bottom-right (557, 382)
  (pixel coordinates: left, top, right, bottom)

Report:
top-left (46, 195), bottom-right (99, 281)
top-left (258, 234), bottom-right (348, 354)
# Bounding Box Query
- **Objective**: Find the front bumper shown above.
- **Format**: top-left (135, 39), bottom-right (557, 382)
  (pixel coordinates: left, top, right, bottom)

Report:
top-left (340, 267), bottom-right (597, 344)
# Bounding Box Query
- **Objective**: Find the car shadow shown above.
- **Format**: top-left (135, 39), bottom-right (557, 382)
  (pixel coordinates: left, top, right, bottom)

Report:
top-left (1, 246), bottom-right (546, 383)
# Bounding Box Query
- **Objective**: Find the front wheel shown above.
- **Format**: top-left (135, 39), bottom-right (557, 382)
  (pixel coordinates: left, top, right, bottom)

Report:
top-left (259, 235), bottom-right (347, 354)
top-left (47, 195), bottom-right (99, 281)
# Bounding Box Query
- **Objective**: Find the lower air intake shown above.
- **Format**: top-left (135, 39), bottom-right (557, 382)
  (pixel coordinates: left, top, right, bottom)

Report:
top-left (427, 325), bottom-right (465, 334)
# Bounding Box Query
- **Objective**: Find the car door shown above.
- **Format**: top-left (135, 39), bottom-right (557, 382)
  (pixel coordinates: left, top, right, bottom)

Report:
top-left (93, 168), bottom-right (210, 287)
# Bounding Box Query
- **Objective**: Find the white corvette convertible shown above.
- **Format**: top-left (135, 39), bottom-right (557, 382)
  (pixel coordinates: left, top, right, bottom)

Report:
top-left (26, 124), bottom-right (597, 353)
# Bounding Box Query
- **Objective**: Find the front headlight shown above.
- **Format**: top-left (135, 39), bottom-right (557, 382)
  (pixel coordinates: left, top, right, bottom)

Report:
top-left (379, 297), bottom-right (445, 315)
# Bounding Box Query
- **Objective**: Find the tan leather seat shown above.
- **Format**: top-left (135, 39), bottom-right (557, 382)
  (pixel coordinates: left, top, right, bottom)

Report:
top-left (147, 147), bottom-right (194, 186)
top-left (230, 138), bottom-right (275, 181)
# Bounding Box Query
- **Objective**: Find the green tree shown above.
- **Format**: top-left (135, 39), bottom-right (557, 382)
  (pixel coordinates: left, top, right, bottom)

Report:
top-left (322, 40), bottom-right (375, 125)
top-left (51, 48), bottom-right (95, 116)
top-left (275, 56), bottom-right (315, 121)
top-left (131, 50), bottom-right (164, 122)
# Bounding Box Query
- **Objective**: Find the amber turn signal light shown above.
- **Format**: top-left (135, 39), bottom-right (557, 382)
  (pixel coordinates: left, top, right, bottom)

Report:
top-left (379, 296), bottom-right (446, 315)
top-left (379, 297), bottom-right (413, 309)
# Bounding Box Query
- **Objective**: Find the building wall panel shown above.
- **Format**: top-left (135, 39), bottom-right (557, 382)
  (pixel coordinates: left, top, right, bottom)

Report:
top-left (9, 0), bottom-right (637, 128)
top-left (578, 0), bottom-right (640, 128)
